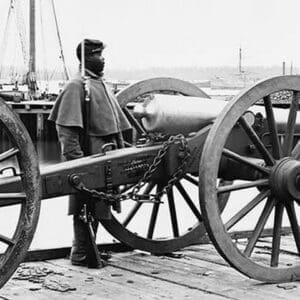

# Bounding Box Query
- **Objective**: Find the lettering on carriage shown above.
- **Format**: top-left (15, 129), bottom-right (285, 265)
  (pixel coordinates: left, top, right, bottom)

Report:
top-left (119, 156), bottom-right (151, 178)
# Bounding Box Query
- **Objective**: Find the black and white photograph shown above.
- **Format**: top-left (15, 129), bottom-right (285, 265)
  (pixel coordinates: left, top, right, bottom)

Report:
top-left (0, 0), bottom-right (299, 299)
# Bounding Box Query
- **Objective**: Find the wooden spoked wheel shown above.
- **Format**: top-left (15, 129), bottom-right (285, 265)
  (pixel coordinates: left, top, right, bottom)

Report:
top-left (100, 77), bottom-right (228, 254)
top-left (0, 100), bottom-right (41, 288)
top-left (199, 75), bottom-right (300, 282)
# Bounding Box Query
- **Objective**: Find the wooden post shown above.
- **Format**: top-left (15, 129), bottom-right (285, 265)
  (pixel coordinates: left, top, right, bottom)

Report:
top-left (282, 61), bottom-right (286, 75)
top-left (36, 113), bottom-right (44, 140)
top-left (29, 0), bottom-right (37, 97)
top-left (238, 47), bottom-right (242, 74)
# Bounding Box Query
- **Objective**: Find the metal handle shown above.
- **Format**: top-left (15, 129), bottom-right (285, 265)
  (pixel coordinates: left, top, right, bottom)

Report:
top-left (101, 142), bottom-right (117, 154)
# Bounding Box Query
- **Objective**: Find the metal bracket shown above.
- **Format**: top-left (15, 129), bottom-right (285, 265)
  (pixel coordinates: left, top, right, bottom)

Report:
top-left (69, 173), bottom-right (114, 219)
top-left (0, 166), bottom-right (21, 177)
top-left (102, 143), bottom-right (117, 154)
top-left (79, 204), bottom-right (105, 268)
top-left (104, 161), bottom-right (113, 193)
top-left (105, 161), bottom-right (121, 213)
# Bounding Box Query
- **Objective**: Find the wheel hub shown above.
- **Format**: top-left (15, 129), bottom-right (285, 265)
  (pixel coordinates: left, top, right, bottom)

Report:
top-left (270, 157), bottom-right (300, 203)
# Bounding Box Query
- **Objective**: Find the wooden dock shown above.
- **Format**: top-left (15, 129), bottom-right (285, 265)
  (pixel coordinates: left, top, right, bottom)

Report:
top-left (0, 235), bottom-right (299, 299)
top-left (5, 100), bottom-right (54, 140)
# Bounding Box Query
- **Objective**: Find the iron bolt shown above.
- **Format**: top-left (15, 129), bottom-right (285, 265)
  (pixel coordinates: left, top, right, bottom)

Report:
top-left (70, 174), bottom-right (81, 185)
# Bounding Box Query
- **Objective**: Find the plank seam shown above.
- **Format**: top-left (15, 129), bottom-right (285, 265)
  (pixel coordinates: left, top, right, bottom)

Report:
top-left (108, 263), bottom-right (238, 299)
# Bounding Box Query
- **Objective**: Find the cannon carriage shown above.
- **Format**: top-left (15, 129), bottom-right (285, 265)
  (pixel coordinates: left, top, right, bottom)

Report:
top-left (0, 75), bottom-right (299, 287)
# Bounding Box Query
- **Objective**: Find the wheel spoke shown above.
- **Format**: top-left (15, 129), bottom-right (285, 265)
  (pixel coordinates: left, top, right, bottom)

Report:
top-left (123, 182), bottom-right (155, 227)
top-left (0, 148), bottom-right (19, 163)
top-left (239, 116), bottom-right (275, 166)
top-left (167, 187), bottom-right (179, 237)
top-left (263, 96), bottom-right (282, 159)
top-left (0, 234), bottom-right (15, 246)
top-left (222, 148), bottom-right (270, 175)
top-left (147, 185), bottom-right (163, 239)
top-left (0, 193), bottom-right (26, 207)
top-left (122, 202), bottom-right (142, 227)
top-left (175, 181), bottom-right (202, 222)
top-left (285, 201), bottom-right (300, 254)
top-left (282, 91), bottom-right (300, 156)
top-left (122, 107), bottom-right (147, 136)
top-left (183, 174), bottom-right (198, 186)
top-left (217, 179), bottom-right (269, 194)
top-left (225, 189), bottom-right (270, 231)
top-left (270, 202), bottom-right (284, 267)
top-left (0, 193), bottom-right (26, 199)
top-left (244, 197), bottom-right (275, 257)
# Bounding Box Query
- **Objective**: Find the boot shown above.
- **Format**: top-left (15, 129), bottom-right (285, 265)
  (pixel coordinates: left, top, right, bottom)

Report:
top-left (70, 215), bottom-right (111, 265)
top-left (70, 215), bottom-right (88, 266)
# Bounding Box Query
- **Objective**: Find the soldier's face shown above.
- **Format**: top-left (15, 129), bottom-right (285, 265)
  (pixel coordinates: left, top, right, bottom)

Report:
top-left (91, 52), bottom-right (104, 63)
top-left (86, 52), bottom-right (105, 75)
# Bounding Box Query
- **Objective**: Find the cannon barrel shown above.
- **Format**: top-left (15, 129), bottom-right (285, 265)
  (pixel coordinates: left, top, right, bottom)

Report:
top-left (133, 94), bottom-right (300, 135)
top-left (133, 95), bottom-right (224, 135)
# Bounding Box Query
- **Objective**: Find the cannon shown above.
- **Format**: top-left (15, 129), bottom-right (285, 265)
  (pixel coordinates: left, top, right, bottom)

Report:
top-left (0, 75), bottom-right (299, 287)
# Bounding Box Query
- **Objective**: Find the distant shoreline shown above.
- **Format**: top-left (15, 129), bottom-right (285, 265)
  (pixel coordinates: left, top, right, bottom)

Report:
top-left (0, 65), bottom-right (292, 82)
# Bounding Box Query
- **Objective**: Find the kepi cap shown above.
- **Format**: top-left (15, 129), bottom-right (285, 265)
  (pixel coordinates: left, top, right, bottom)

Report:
top-left (76, 38), bottom-right (105, 60)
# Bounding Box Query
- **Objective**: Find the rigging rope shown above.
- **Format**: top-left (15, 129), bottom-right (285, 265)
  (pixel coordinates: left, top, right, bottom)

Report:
top-left (50, 0), bottom-right (69, 80)
top-left (9, 42), bottom-right (18, 83)
top-left (39, 0), bottom-right (49, 83)
top-left (14, 0), bottom-right (29, 68)
top-left (0, 0), bottom-right (68, 87)
top-left (0, 0), bottom-right (13, 78)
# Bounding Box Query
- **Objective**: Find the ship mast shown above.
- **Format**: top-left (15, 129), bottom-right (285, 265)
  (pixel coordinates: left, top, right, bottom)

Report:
top-left (0, 0), bottom-right (68, 96)
top-left (238, 47), bottom-right (243, 74)
top-left (28, 0), bottom-right (37, 98)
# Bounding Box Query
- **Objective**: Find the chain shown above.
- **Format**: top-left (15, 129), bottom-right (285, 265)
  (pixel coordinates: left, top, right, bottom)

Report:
top-left (127, 134), bottom-right (190, 202)
top-left (70, 134), bottom-right (190, 205)
top-left (71, 180), bottom-right (118, 202)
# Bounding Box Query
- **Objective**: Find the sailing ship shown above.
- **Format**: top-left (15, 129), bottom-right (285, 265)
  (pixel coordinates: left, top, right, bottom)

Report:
top-left (0, 0), bottom-right (69, 102)
top-left (0, 0), bottom-right (71, 142)
top-left (210, 47), bottom-right (258, 90)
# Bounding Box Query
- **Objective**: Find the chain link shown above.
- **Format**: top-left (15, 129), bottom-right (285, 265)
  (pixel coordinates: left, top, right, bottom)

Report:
top-left (127, 134), bottom-right (190, 202)
top-left (72, 181), bottom-right (118, 202)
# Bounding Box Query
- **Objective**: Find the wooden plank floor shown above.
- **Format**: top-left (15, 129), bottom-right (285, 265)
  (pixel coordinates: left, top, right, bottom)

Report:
top-left (0, 240), bottom-right (299, 299)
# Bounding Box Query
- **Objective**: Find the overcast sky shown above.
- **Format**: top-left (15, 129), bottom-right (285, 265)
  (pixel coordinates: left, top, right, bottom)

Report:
top-left (0, 0), bottom-right (300, 70)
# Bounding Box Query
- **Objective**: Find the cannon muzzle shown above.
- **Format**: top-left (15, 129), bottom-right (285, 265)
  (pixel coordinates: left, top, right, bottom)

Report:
top-left (133, 95), bottom-right (225, 135)
top-left (133, 94), bottom-right (300, 135)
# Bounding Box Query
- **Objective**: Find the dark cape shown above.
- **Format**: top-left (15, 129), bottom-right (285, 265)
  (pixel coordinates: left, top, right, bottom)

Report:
top-left (48, 74), bottom-right (132, 136)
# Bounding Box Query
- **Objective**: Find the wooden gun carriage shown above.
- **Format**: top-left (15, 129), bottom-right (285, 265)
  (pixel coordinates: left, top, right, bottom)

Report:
top-left (0, 75), bottom-right (299, 287)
